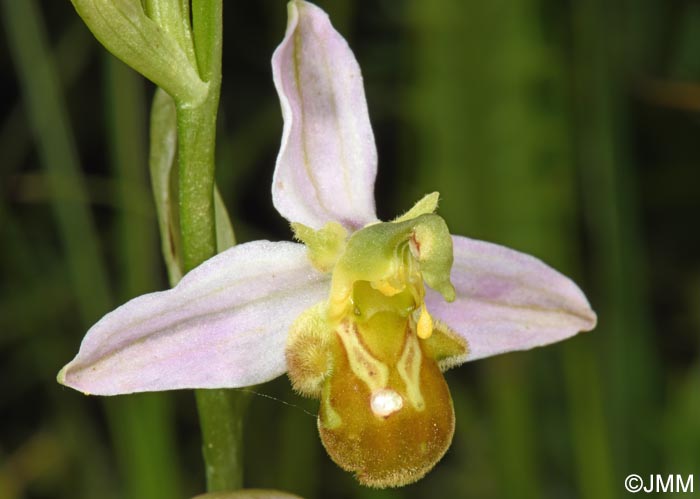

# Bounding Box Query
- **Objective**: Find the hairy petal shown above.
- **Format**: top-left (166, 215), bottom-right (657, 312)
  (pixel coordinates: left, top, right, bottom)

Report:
top-left (272, 0), bottom-right (377, 230)
top-left (58, 241), bottom-right (329, 395)
top-left (427, 235), bottom-right (597, 363)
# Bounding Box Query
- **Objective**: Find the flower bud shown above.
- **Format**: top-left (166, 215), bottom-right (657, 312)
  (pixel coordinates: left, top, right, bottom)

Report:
top-left (70, 0), bottom-right (207, 105)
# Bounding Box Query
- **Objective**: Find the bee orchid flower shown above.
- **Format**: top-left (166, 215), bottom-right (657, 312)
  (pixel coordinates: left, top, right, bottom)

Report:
top-left (58, 0), bottom-right (597, 488)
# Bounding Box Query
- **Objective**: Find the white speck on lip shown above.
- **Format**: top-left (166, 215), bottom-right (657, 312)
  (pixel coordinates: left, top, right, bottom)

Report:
top-left (370, 388), bottom-right (403, 417)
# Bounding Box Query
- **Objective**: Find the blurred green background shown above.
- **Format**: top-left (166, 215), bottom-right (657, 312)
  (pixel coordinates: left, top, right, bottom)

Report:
top-left (1, 0), bottom-right (699, 498)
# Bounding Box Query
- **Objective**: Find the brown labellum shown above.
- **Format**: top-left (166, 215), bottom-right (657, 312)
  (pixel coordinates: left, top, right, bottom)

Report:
top-left (317, 316), bottom-right (455, 488)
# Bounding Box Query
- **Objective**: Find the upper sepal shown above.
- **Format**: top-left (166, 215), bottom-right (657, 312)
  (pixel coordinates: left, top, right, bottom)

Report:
top-left (271, 0), bottom-right (378, 230)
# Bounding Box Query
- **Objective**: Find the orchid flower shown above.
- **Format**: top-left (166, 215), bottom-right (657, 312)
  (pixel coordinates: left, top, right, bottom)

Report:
top-left (58, 0), bottom-right (597, 488)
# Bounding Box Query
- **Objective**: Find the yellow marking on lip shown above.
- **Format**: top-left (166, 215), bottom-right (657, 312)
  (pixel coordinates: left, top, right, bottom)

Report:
top-left (373, 280), bottom-right (403, 296)
top-left (417, 306), bottom-right (433, 339)
top-left (335, 320), bottom-right (389, 393)
top-left (397, 332), bottom-right (425, 411)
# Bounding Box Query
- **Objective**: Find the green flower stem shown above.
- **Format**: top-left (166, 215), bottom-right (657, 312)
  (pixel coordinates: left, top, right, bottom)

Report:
top-left (177, 100), bottom-right (218, 271)
top-left (195, 389), bottom-right (251, 491)
top-left (177, 0), bottom-right (222, 273)
top-left (173, 0), bottom-right (249, 491)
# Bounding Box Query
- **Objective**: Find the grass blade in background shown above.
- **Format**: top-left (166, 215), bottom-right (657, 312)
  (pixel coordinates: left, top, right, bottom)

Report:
top-left (659, 1), bottom-right (700, 479)
top-left (0, 20), bottom-right (92, 181)
top-left (570, 0), bottom-right (660, 479)
top-left (1, 1), bottom-right (118, 497)
top-left (2, 1), bottom-right (187, 497)
top-left (407, 0), bottom-right (614, 497)
top-left (103, 55), bottom-right (184, 499)
top-left (1, 0), bottom-right (111, 320)
top-left (408, 2), bottom-right (547, 497)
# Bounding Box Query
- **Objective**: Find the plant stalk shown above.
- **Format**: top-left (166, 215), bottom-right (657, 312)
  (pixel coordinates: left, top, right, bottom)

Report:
top-left (174, 0), bottom-right (250, 491)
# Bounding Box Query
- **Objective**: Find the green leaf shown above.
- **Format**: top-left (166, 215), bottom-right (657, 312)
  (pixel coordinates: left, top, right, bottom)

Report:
top-left (214, 187), bottom-right (236, 252)
top-left (149, 88), bottom-right (183, 285)
top-left (149, 88), bottom-right (235, 283)
top-left (71, 0), bottom-right (207, 105)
